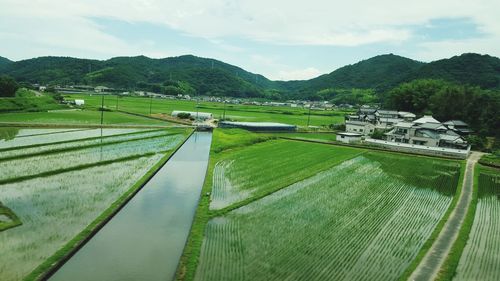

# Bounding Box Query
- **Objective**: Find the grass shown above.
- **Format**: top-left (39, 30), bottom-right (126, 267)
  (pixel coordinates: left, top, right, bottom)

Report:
top-left (210, 128), bottom-right (275, 153)
top-left (65, 93), bottom-right (349, 127)
top-left (194, 152), bottom-right (461, 281)
top-left (0, 89), bottom-right (64, 113)
top-left (267, 131), bottom-right (337, 142)
top-left (0, 202), bottom-right (22, 232)
top-left (479, 152), bottom-right (500, 168)
top-left (0, 110), bottom-right (171, 126)
top-left (445, 165), bottom-right (500, 281)
top-left (0, 128), bottom-right (192, 281)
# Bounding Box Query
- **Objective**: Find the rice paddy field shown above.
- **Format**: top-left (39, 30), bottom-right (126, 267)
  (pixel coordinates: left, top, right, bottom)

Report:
top-left (210, 139), bottom-right (363, 210)
top-left (0, 110), bottom-right (171, 126)
top-left (454, 166), bottom-right (500, 281)
top-left (184, 131), bottom-right (462, 281)
top-left (0, 126), bottom-right (191, 281)
top-left (65, 94), bottom-right (347, 127)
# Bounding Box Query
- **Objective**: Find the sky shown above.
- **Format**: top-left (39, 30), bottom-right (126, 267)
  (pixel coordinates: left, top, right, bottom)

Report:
top-left (0, 0), bottom-right (499, 80)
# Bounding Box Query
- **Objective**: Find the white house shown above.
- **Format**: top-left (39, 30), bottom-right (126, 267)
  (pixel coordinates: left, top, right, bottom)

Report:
top-left (336, 132), bottom-right (363, 143)
top-left (385, 115), bottom-right (468, 149)
top-left (346, 120), bottom-right (376, 136)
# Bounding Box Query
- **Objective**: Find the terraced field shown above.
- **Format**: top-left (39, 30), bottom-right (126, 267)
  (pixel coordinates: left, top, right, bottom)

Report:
top-left (209, 139), bottom-right (364, 210)
top-left (0, 127), bottom-right (190, 281)
top-left (454, 166), bottom-right (500, 281)
top-left (196, 151), bottom-right (461, 281)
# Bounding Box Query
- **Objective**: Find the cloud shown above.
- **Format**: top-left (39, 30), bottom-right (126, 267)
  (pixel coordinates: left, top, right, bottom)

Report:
top-left (0, 0), bottom-right (499, 79)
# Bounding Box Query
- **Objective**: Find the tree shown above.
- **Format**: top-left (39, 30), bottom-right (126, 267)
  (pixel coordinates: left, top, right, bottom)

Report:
top-left (0, 75), bottom-right (19, 97)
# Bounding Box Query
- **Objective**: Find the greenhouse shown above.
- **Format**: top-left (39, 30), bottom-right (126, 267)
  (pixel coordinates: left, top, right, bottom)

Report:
top-left (218, 121), bottom-right (296, 131)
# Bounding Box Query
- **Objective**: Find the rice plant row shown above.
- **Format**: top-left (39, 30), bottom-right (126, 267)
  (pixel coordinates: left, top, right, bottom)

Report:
top-left (0, 128), bottom-right (142, 149)
top-left (0, 155), bottom-right (163, 281)
top-left (196, 154), bottom-right (460, 281)
top-left (0, 129), bottom-right (170, 159)
top-left (209, 140), bottom-right (363, 210)
top-left (0, 134), bottom-right (184, 183)
top-left (454, 168), bottom-right (500, 281)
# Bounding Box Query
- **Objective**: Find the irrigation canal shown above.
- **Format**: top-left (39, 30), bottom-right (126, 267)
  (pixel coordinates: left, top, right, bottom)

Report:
top-left (49, 132), bottom-right (212, 281)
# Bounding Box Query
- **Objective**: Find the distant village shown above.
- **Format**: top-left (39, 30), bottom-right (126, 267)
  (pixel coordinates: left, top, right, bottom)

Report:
top-left (38, 84), bottom-right (354, 111)
top-left (40, 84), bottom-right (472, 158)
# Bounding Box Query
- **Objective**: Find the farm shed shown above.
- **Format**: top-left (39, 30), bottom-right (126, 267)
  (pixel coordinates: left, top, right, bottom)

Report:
top-left (336, 132), bottom-right (362, 143)
top-left (171, 111), bottom-right (213, 120)
top-left (219, 121), bottom-right (296, 132)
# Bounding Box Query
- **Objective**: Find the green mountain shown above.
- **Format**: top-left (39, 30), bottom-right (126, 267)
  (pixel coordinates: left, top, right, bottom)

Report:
top-left (411, 53), bottom-right (500, 89)
top-left (296, 54), bottom-right (425, 94)
top-left (1, 53), bottom-right (499, 99)
top-left (0, 56), bottom-right (13, 72)
top-left (0, 55), bottom-right (278, 98)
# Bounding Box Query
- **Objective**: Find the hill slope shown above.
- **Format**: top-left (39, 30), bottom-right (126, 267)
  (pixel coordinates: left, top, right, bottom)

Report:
top-left (1, 53), bottom-right (499, 99)
top-left (298, 54), bottom-right (425, 93)
top-left (411, 53), bottom-right (500, 89)
top-left (1, 55), bottom-right (279, 98)
top-left (0, 56), bottom-right (12, 72)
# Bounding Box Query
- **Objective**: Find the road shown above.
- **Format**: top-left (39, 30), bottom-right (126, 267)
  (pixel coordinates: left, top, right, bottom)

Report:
top-left (408, 151), bottom-right (482, 281)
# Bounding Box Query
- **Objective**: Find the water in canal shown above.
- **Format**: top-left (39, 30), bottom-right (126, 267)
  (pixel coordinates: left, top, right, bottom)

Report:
top-left (50, 132), bottom-right (212, 281)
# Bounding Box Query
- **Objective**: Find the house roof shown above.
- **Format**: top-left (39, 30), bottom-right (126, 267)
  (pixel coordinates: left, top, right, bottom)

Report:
top-left (376, 110), bottom-right (399, 115)
top-left (346, 120), bottom-right (374, 126)
top-left (359, 108), bottom-right (377, 114)
top-left (379, 117), bottom-right (404, 123)
top-left (439, 134), bottom-right (462, 142)
top-left (417, 122), bottom-right (448, 130)
top-left (413, 115), bottom-right (441, 124)
top-left (398, 112), bottom-right (416, 118)
top-left (338, 132), bottom-right (363, 137)
top-left (394, 122), bottom-right (413, 128)
top-left (418, 129), bottom-right (440, 139)
top-left (444, 120), bottom-right (469, 126)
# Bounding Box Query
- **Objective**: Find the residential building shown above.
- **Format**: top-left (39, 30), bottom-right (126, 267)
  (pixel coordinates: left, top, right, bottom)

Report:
top-left (443, 120), bottom-right (473, 135)
top-left (336, 132), bottom-right (363, 143)
top-left (344, 107), bottom-right (416, 135)
top-left (346, 121), bottom-right (376, 135)
top-left (385, 115), bottom-right (468, 149)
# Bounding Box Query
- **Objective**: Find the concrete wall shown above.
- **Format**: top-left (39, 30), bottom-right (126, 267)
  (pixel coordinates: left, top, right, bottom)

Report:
top-left (365, 138), bottom-right (470, 159)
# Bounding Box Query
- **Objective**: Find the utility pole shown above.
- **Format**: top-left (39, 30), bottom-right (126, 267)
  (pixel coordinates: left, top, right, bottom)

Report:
top-left (149, 95), bottom-right (153, 115)
top-left (115, 95), bottom-right (119, 110)
top-left (307, 103), bottom-right (312, 127)
top-left (100, 94), bottom-right (104, 125)
top-left (222, 98), bottom-right (227, 120)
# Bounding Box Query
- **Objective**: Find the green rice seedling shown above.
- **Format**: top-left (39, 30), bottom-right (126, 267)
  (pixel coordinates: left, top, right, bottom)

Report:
top-left (209, 140), bottom-right (364, 210)
top-left (0, 134), bottom-right (184, 182)
top-left (196, 154), bottom-right (460, 281)
top-left (454, 167), bottom-right (500, 281)
top-left (0, 155), bottom-right (163, 281)
top-left (0, 129), bottom-right (170, 159)
top-left (0, 128), bottom-right (143, 149)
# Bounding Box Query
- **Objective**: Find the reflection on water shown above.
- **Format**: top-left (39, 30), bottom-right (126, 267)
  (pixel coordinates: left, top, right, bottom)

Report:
top-left (50, 132), bottom-right (212, 281)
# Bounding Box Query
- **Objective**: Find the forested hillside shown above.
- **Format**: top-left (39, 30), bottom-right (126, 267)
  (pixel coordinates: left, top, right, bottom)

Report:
top-left (1, 53), bottom-right (499, 101)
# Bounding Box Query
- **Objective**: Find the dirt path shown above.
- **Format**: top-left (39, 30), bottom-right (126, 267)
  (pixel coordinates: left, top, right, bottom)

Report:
top-left (408, 151), bottom-right (482, 281)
